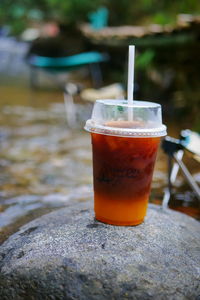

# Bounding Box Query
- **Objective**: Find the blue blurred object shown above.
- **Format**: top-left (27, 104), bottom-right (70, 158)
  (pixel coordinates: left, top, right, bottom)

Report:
top-left (88, 7), bottom-right (109, 30)
top-left (0, 26), bottom-right (10, 37)
top-left (27, 51), bottom-right (109, 88)
top-left (180, 130), bottom-right (200, 157)
top-left (29, 52), bottom-right (108, 69)
top-left (0, 37), bottom-right (29, 75)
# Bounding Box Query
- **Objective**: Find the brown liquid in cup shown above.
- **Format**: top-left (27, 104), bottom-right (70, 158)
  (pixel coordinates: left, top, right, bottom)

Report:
top-left (91, 121), bottom-right (160, 225)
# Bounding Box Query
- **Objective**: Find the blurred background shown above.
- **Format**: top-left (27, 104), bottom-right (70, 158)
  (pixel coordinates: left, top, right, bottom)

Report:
top-left (0, 0), bottom-right (200, 243)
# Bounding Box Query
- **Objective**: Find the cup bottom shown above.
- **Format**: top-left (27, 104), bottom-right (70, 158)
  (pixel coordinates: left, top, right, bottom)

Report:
top-left (95, 215), bottom-right (144, 226)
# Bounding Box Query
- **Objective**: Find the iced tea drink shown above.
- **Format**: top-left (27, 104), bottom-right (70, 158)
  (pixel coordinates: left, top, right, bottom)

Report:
top-left (91, 125), bottom-right (160, 225)
top-left (85, 99), bottom-right (166, 226)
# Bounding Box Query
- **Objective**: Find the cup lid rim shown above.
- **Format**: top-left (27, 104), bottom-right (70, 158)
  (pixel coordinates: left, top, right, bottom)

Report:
top-left (85, 120), bottom-right (167, 137)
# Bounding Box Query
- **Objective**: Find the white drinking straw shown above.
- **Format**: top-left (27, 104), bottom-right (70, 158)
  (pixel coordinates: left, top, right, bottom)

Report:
top-left (127, 45), bottom-right (135, 121)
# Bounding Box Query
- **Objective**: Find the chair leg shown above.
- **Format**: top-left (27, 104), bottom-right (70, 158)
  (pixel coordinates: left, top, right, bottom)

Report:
top-left (162, 150), bottom-right (184, 209)
top-left (162, 155), bottom-right (173, 209)
top-left (89, 63), bottom-right (103, 88)
top-left (63, 92), bottom-right (76, 128)
top-left (30, 67), bottom-right (38, 89)
top-left (173, 153), bottom-right (200, 201)
top-left (170, 150), bottom-right (184, 183)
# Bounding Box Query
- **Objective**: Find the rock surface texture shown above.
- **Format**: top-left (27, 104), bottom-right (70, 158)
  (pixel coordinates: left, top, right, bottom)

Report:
top-left (0, 201), bottom-right (200, 300)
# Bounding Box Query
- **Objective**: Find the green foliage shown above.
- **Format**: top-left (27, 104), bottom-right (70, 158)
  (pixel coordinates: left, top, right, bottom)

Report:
top-left (153, 13), bottom-right (175, 25)
top-left (1, 0), bottom-right (200, 35)
top-left (136, 50), bottom-right (155, 70)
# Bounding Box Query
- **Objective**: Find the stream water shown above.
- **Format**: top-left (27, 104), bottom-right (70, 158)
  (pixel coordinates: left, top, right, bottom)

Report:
top-left (0, 63), bottom-right (200, 244)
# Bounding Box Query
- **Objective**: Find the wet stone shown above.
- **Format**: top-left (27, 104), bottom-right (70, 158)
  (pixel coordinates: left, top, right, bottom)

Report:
top-left (0, 201), bottom-right (200, 300)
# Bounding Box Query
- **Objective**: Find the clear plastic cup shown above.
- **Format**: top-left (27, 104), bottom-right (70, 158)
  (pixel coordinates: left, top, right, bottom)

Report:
top-left (85, 99), bottom-right (167, 226)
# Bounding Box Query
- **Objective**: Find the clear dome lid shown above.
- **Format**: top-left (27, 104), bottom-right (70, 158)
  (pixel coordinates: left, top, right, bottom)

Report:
top-left (84, 99), bottom-right (167, 138)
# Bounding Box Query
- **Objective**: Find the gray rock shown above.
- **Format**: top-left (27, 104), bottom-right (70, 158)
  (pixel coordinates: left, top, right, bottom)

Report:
top-left (0, 201), bottom-right (200, 300)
